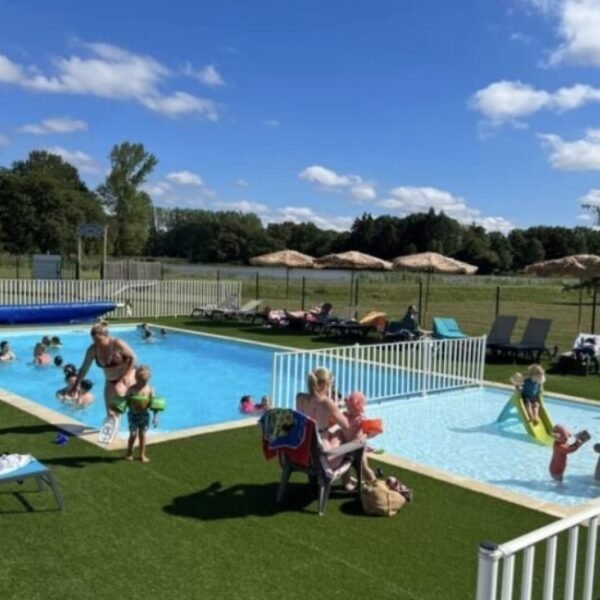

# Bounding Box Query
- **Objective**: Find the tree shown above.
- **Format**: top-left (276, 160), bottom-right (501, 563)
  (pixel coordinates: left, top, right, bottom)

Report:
top-left (98, 142), bottom-right (157, 256)
top-left (0, 151), bottom-right (103, 254)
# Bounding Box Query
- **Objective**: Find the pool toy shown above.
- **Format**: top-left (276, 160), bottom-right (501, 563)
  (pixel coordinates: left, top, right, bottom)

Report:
top-left (149, 397), bottom-right (166, 411)
top-left (54, 433), bottom-right (68, 446)
top-left (98, 414), bottom-right (119, 444)
top-left (496, 392), bottom-right (554, 445)
top-left (0, 301), bottom-right (121, 325)
top-left (111, 398), bottom-right (129, 414)
top-left (361, 418), bottom-right (383, 436)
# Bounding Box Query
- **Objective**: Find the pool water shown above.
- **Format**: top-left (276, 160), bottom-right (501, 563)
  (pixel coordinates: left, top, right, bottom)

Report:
top-left (0, 326), bottom-right (274, 434)
top-left (370, 387), bottom-right (600, 507)
top-left (2, 325), bottom-right (600, 508)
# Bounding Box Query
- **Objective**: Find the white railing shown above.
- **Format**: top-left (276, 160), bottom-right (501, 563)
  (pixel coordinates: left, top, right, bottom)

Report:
top-left (271, 336), bottom-right (486, 408)
top-left (0, 279), bottom-right (242, 319)
top-left (476, 504), bottom-right (600, 600)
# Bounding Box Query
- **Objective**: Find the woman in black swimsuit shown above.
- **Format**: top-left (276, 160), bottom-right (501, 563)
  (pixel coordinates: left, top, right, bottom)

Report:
top-left (71, 321), bottom-right (137, 416)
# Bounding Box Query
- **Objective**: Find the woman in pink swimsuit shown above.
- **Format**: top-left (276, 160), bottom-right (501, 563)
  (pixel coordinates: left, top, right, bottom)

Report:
top-left (71, 321), bottom-right (137, 416)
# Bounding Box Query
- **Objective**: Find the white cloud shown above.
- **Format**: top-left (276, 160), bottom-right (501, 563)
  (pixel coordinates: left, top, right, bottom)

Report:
top-left (142, 182), bottom-right (174, 197)
top-left (545, 0), bottom-right (600, 66)
top-left (510, 32), bottom-right (533, 44)
top-left (539, 129), bottom-right (600, 170)
top-left (377, 186), bottom-right (515, 233)
top-left (235, 179), bottom-right (249, 188)
top-left (577, 212), bottom-right (593, 221)
top-left (470, 80), bottom-right (600, 124)
top-left (299, 165), bottom-right (377, 201)
top-left (166, 170), bottom-right (204, 186)
top-left (212, 199), bottom-right (269, 213)
top-left (263, 119), bottom-right (280, 127)
top-left (580, 187), bottom-right (600, 208)
top-left (0, 43), bottom-right (219, 119)
top-left (0, 134), bottom-right (10, 146)
top-left (44, 145), bottom-right (100, 173)
top-left (19, 116), bottom-right (88, 135)
top-left (267, 206), bottom-right (354, 232)
top-left (182, 62), bottom-right (226, 87)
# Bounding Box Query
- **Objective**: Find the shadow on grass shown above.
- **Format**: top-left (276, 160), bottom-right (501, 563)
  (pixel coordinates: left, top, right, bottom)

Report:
top-left (0, 423), bottom-right (57, 436)
top-left (163, 480), bottom-right (362, 520)
top-left (40, 455), bottom-right (122, 469)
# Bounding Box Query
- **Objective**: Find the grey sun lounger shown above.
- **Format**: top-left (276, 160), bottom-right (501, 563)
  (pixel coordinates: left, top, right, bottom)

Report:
top-left (486, 315), bottom-right (518, 353)
top-left (497, 317), bottom-right (553, 362)
top-left (190, 294), bottom-right (238, 318)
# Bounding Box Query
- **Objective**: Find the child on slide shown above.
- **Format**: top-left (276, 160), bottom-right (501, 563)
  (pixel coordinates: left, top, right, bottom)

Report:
top-left (511, 364), bottom-right (545, 425)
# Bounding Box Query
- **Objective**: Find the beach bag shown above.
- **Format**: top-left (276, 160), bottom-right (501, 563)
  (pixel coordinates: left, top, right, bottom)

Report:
top-left (360, 479), bottom-right (405, 517)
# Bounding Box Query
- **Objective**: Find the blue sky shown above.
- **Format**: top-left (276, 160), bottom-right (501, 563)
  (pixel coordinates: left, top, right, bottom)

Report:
top-left (1, 0), bottom-right (599, 234)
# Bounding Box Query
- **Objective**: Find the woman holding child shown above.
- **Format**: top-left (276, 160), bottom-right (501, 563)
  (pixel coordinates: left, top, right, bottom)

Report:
top-left (71, 320), bottom-right (137, 416)
top-left (296, 367), bottom-right (376, 486)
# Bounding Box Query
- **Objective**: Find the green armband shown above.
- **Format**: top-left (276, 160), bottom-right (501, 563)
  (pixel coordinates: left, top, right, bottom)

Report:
top-left (150, 397), bottom-right (166, 412)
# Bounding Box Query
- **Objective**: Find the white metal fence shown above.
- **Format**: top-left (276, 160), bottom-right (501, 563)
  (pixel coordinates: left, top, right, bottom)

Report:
top-left (271, 336), bottom-right (486, 408)
top-left (0, 279), bottom-right (242, 319)
top-left (476, 504), bottom-right (600, 600)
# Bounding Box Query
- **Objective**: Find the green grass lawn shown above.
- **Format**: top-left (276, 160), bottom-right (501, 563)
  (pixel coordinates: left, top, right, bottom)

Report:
top-left (1, 318), bottom-right (597, 599)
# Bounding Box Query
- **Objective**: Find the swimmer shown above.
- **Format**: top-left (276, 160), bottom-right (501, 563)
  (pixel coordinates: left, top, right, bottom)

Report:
top-left (140, 323), bottom-right (153, 340)
top-left (0, 340), bottom-right (15, 362)
top-left (33, 343), bottom-right (51, 366)
top-left (54, 355), bottom-right (64, 367)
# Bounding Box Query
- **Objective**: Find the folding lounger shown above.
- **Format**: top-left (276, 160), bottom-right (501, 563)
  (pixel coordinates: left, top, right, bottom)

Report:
top-left (497, 317), bottom-right (553, 362)
top-left (486, 315), bottom-right (517, 354)
top-left (557, 333), bottom-right (600, 375)
top-left (212, 299), bottom-right (262, 321)
top-left (432, 317), bottom-right (467, 340)
top-left (0, 457), bottom-right (64, 511)
top-left (190, 294), bottom-right (238, 318)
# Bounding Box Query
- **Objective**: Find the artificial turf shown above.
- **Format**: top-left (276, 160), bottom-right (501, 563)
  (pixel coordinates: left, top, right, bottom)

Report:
top-left (1, 318), bottom-right (594, 599)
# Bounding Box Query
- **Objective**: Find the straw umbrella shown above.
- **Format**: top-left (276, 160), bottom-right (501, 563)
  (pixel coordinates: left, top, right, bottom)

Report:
top-left (314, 251), bottom-right (393, 318)
top-left (524, 254), bottom-right (600, 332)
top-left (392, 252), bottom-right (478, 324)
top-left (250, 249), bottom-right (314, 307)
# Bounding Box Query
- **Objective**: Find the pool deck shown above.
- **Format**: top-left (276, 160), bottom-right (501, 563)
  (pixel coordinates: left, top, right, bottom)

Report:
top-left (2, 322), bottom-right (600, 518)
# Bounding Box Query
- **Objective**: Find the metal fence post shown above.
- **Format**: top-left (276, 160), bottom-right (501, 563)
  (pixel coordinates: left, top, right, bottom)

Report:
top-left (301, 276), bottom-right (306, 311)
top-left (476, 542), bottom-right (500, 600)
top-left (592, 288), bottom-right (597, 335)
top-left (255, 271), bottom-right (259, 301)
top-left (418, 279), bottom-right (423, 317)
top-left (495, 286), bottom-right (500, 317)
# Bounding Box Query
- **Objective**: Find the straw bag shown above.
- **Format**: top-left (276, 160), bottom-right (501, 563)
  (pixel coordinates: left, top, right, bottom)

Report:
top-left (360, 479), bottom-right (406, 517)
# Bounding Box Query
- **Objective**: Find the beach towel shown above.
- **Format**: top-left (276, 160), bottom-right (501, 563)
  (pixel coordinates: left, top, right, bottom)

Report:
top-left (260, 409), bottom-right (315, 466)
top-left (0, 453), bottom-right (33, 476)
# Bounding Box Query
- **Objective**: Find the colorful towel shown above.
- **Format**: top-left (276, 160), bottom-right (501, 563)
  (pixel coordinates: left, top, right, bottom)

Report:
top-left (260, 409), bottom-right (314, 466)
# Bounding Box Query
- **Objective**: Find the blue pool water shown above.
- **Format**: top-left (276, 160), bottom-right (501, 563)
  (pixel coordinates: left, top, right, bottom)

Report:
top-left (2, 325), bottom-right (600, 507)
top-left (0, 326), bottom-right (275, 433)
top-left (369, 387), bottom-right (600, 507)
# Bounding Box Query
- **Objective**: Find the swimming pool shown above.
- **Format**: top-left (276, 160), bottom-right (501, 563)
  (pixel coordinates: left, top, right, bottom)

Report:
top-left (0, 325), bottom-right (276, 436)
top-left (370, 387), bottom-right (600, 509)
top-left (2, 324), bottom-right (600, 511)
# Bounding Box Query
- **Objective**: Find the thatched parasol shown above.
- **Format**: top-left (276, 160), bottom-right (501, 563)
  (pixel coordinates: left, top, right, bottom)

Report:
top-left (315, 251), bottom-right (393, 317)
top-left (392, 252), bottom-right (478, 275)
top-left (525, 254), bottom-right (600, 331)
top-left (393, 252), bottom-right (478, 324)
top-left (250, 250), bottom-right (314, 306)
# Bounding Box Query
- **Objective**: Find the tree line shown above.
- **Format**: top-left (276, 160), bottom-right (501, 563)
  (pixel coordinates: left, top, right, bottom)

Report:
top-left (1, 145), bottom-right (598, 274)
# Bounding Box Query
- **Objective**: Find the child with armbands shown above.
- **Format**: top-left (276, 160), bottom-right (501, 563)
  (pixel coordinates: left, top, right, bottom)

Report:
top-left (550, 424), bottom-right (590, 483)
top-left (240, 395), bottom-right (271, 414)
top-left (123, 365), bottom-right (161, 463)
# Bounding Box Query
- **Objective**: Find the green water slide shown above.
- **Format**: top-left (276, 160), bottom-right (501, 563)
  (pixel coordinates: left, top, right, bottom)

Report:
top-left (496, 392), bottom-right (554, 446)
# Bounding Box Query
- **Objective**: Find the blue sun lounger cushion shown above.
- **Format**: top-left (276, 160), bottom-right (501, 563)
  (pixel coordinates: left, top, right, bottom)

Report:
top-left (433, 317), bottom-right (467, 340)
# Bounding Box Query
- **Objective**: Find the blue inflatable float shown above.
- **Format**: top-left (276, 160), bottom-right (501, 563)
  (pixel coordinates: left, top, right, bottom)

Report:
top-left (0, 302), bottom-right (120, 325)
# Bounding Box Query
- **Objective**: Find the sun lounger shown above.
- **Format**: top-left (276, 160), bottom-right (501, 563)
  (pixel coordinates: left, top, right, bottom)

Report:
top-left (211, 299), bottom-right (262, 320)
top-left (190, 294), bottom-right (238, 318)
top-left (497, 317), bottom-right (553, 362)
top-left (0, 456), bottom-right (64, 511)
top-left (323, 311), bottom-right (386, 340)
top-left (486, 316), bottom-right (517, 353)
top-left (557, 333), bottom-right (600, 375)
top-left (432, 317), bottom-right (467, 339)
